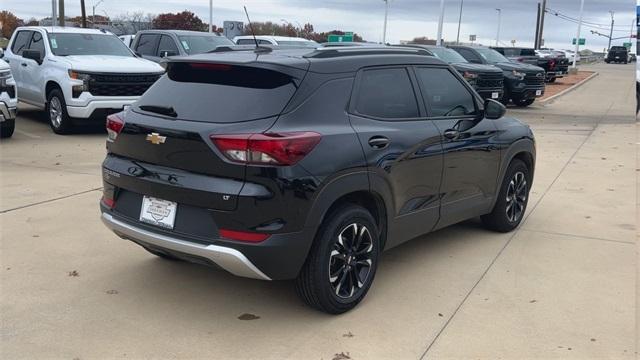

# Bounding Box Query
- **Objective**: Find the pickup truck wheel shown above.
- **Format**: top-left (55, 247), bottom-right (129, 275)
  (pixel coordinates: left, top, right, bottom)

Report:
top-left (513, 97), bottom-right (535, 107)
top-left (295, 205), bottom-right (379, 314)
top-left (0, 119), bottom-right (15, 138)
top-left (47, 89), bottom-right (73, 135)
top-left (547, 77), bottom-right (557, 83)
top-left (482, 159), bottom-right (530, 232)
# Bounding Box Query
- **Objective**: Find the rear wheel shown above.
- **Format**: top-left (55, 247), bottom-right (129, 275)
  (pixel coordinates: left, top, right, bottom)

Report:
top-left (47, 88), bottom-right (73, 134)
top-left (0, 119), bottom-right (15, 138)
top-left (513, 97), bottom-right (535, 107)
top-left (547, 77), bottom-right (557, 83)
top-left (295, 204), bottom-right (379, 314)
top-left (482, 159), bottom-right (530, 232)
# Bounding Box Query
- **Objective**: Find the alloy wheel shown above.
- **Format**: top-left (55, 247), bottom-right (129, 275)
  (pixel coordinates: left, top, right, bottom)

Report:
top-left (329, 223), bottom-right (374, 299)
top-left (505, 171), bottom-right (527, 223)
top-left (49, 97), bottom-right (63, 128)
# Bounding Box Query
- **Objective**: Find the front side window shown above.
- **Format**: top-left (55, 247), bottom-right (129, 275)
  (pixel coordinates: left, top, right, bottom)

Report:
top-left (48, 33), bottom-right (134, 56)
top-left (29, 32), bottom-right (46, 54)
top-left (355, 68), bottom-right (419, 119)
top-left (11, 31), bottom-right (32, 55)
top-left (135, 34), bottom-right (159, 56)
top-left (157, 35), bottom-right (179, 56)
top-left (415, 67), bottom-right (477, 117)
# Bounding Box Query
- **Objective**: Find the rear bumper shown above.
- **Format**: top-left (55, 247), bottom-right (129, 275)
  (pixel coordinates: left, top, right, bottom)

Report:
top-left (0, 102), bottom-right (16, 122)
top-left (101, 212), bottom-right (272, 280)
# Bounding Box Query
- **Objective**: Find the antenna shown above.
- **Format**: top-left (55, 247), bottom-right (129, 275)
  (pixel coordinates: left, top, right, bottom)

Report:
top-left (243, 6), bottom-right (259, 49)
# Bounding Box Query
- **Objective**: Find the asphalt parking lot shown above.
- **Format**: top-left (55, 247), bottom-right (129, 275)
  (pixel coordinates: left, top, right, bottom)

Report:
top-left (0, 62), bottom-right (636, 359)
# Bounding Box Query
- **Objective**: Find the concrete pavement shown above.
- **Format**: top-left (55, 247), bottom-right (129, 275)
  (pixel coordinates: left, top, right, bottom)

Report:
top-left (0, 62), bottom-right (636, 359)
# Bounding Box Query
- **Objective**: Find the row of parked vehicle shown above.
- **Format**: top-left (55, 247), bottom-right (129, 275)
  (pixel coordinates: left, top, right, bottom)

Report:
top-left (0, 26), bottom-right (557, 138)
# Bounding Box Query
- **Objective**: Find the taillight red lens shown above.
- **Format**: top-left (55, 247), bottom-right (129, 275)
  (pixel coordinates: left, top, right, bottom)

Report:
top-left (211, 132), bottom-right (321, 166)
top-left (549, 59), bottom-right (556, 70)
top-left (219, 229), bottom-right (270, 243)
top-left (106, 114), bottom-right (125, 142)
top-left (101, 196), bottom-right (115, 209)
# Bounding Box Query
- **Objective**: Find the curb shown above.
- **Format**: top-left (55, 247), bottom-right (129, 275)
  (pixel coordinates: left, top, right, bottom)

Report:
top-left (540, 71), bottom-right (599, 105)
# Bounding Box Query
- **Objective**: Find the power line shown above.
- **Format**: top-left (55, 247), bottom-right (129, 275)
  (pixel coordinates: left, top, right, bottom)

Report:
top-left (545, 7), bottom-right (631, 32)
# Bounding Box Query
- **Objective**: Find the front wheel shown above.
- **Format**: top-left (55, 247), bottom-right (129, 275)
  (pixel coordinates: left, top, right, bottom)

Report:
top-left (47, 89), bottom-right (73, 134)
top-left (295, 205), bottom-right (379, 314)
top-left (482, 159), bottom-right (530, 232)
top-left (0, 118), bottom-right (15, 138)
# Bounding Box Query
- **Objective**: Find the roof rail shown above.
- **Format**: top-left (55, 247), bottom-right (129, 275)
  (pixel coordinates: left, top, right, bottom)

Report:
top-left (303, 47), bottom-right (431, 59)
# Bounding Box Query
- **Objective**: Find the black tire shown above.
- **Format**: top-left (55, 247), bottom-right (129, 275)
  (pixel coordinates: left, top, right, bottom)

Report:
top-left (0, 118), bottom-right (15, 138)
top-left (481, 159), bottom-right (530, 232)
top-left (513, 97), bottom-right (535, 107)
top-left (547, 77), bottom-right (557, 83)
top-left (295, 204), bottom-right (380, 314)
top-left (46, 88), bottom-right (73, 134)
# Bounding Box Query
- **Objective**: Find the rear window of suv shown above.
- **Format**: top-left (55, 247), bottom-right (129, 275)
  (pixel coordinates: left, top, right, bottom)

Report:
top-left (136, 62), bottom-right (298, 123)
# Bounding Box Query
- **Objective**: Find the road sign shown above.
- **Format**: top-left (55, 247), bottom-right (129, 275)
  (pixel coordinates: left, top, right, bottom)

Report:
top-left (572, 38), bottom-right (586, 45)
top-left (469, 34), bottom-right (476, 42)
top-left (623, 42), bottom-right (632, 49)
top-left (328, 33), bottom-right (354, 42)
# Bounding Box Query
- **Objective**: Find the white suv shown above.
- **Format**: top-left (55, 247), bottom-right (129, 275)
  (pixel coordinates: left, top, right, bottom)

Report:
top-left (0, 60), bottom-right (18, 138)
top-left (4, 27), bottom-right (164, 134)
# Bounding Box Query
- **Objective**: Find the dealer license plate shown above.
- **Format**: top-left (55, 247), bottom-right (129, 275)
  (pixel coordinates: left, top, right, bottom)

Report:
top-left (491, 92), bottom-right (499, 99)
top-left (139, 196), bottom-right (177, 229)
top-left (535, 90), bottom-right (542, 96)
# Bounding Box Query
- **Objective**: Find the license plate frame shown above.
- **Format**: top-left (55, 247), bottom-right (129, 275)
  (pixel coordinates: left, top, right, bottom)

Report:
top-left (139, 196), bottom-right (178, 230)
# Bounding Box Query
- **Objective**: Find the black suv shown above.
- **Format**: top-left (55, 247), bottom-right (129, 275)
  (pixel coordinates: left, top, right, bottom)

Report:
top-left (100, 47), bottom-right (536, 314)
top-left (450, 45), bottom-right (546, 107)
top-left (605, 46), bottom-right (629, 64)
top-left (402, 45), bottom-right (504, 101)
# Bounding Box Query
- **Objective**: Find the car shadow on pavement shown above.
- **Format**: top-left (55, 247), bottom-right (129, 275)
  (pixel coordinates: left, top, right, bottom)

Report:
top-left (17, 105), bottom-right (107, 135)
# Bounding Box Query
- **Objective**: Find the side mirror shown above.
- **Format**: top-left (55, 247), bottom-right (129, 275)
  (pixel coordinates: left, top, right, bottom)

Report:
top-left (160, 50), bottom-right (178, 58)
top-left (484, 99), bottom-right (506, 120)
top-left (22, 49), bottom-right (43, 65)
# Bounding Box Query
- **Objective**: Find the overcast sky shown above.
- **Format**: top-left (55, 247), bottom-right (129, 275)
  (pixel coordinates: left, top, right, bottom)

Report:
top-left (6, 0), bottom-right (637, 51)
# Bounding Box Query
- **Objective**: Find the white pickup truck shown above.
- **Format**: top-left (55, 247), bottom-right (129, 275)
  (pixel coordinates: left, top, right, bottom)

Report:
top-left (4, 26), bottom-right (164, 134)
top-left (0, 59), bottom-right (18, 138)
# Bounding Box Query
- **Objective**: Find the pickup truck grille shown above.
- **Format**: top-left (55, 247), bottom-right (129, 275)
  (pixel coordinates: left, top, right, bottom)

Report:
top-left (88, 73), bottom-right (162, 97)
top-left (524, 73), bottom-right (545, 86)
top-left (476, 73), bottom-right (504, 88)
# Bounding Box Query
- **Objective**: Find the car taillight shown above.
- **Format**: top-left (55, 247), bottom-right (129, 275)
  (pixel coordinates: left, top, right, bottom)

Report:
top-left (101, 195), bottom-right (115, 209)
top-left (106, 114), bottom-right (125, 143)
top-left (219, 229), bottom-right (270, 243)
top-left (210, 132), bottom-right (321, 166)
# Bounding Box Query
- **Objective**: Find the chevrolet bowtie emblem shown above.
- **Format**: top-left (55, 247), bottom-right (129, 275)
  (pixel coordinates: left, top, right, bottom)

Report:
top-left (146, 132), bottom-right (166, 145)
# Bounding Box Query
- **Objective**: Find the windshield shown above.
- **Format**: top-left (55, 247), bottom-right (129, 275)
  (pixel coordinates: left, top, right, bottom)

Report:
top-left (48, 33), bottom-right (133, 56)
top-left (475, 48), bottom-right (510, 63)
top-left (178, 35), bottom-right (234, 54)
top-left (429, 47), bottom-right (468, 63)
top-left (277, 40), bottom-right (318, 47)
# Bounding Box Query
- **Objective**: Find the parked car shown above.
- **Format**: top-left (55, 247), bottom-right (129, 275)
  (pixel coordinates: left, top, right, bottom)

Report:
top-left (403, 44), bottom-right (504, 101)
top-left (3, 26), bottom-right (164, 134)
top-left (450, 45), bottom-right (546, 107)
top-left (0, 60), bottom-right (17, 138)
top-left (492, 47), bottom-right (567, 83)
top-left (541, 49), bottom-right (580, 64)
top-left (628, 53), bottom-right (636, 63)
top-left (131, 30), bottom-right (235, 62)
top-left (605, 46), bottom-right (629, 64)
top-left (119, 34), bottom-right (135, 47)
top-left (233, 35), bottom-right (319, 47)
top-left (99, 46), bottom-right (536, 314)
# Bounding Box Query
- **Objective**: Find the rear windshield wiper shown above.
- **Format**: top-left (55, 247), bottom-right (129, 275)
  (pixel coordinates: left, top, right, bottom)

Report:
top-left (138, 105), bottom-right (177, 118)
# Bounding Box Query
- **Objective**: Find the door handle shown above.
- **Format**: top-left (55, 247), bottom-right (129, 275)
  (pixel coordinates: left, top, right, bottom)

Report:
top-left (443, 129), bottom-right (459, 140)
top-left (21, 63), bottom-right (27, 67)
top-left (368, 136), bottom-right (390, 149)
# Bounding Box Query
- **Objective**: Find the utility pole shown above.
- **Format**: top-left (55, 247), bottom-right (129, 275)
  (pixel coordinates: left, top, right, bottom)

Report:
top-left (436, 0), bottom-right (445, 46)
top-left (209, 0), bottom-right (213, 32)
top-left (607, 11), bottom-right (615, 51)
top-left (456, 0), bottom-right (464, 45)
top-left (80, 0), bottom-right (87, 28)
top-left (495, 8), bottom-right (501, 47)
top-left (571, 0), bottom-right (585, 70)
top-left (534, 2), bottom-right (541, 49)
top-left (382, 0), bottom-right (389, 44)
top-left (538, 0), bottom-right (546, 48)
top-left (51, 0), bottom-right (57, 26)
top-left (59, 0), bottom-right (65, 26)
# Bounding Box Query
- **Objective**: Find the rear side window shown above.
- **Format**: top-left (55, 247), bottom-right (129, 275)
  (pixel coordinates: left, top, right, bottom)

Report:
top-left (415, 67), bottom-right (477, 117)
top-left (11, 31), bottom-right (32, 55)
top-left (354, 68), bottom-right (419, 119)
top-left (136, 63), bottom-right (298, 123)
top-left (136, 34), bottom-right (159, 56)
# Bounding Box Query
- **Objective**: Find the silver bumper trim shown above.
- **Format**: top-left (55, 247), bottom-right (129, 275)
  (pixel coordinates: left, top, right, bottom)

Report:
top-left (101, 213), bottom-right (271, 280)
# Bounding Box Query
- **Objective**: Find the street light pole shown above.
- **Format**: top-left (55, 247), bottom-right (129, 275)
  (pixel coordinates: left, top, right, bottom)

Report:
top-left (51, 0), bottom-right (57, 26)
top-left (495, 8), bottom-right (502, 47)
top-left (92, 0), bottom-right (104, 28)
top-left (572, 0), bottom-right (585, 69)
top-left (456, 0), bottom-right (464, 45)
top-left (607, 11), bottom-right (615, 51)
top-left (436, 0), bottom-right (445, 46)
top-left (209, 0), bottom-right (213, 33)
top-left (382, 0), bottom-right (389, 44)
